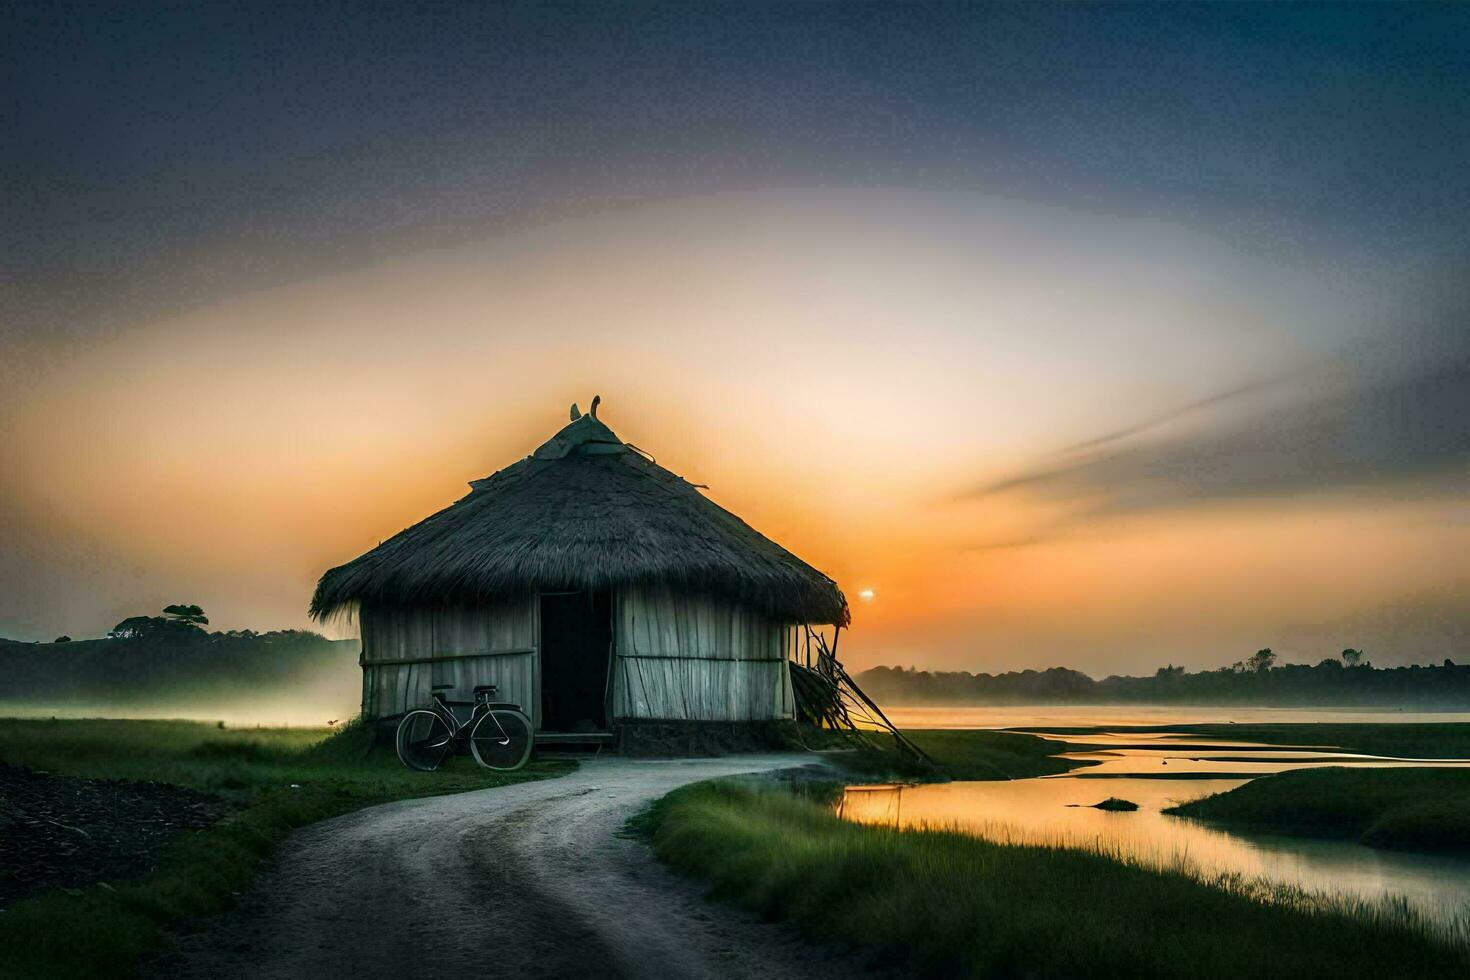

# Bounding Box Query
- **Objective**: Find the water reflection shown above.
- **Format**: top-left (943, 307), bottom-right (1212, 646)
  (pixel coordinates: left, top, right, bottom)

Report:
top-left (884, 705), bottom-right (1470, 729)
top-left (837, 731), bottom-right (1470, 930)
top-left (1058, 745), bottom-right (1470, 778)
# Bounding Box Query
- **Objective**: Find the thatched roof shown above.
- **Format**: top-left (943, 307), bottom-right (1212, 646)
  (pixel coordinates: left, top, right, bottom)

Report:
top-left (310, 402), bottom-right (848, 625)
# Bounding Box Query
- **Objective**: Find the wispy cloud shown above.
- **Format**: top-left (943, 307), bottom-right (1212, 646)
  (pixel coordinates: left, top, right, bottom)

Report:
top-left (961, 535), bottom-right (1046, 553)
top-left (974, 327), bottom-right (1470, 519)
top-left (1054, 376), bottom-right (1286, 458)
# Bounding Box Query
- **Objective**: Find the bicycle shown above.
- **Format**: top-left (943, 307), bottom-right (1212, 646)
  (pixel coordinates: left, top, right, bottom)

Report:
top-left (395, 684), bottom-right (534, 772)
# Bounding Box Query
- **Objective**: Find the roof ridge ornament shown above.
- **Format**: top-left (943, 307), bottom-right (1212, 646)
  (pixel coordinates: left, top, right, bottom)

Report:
top-left (534, 394), bottom-right (623, 459)
top-left (569, 394), bottom-right (600, 422)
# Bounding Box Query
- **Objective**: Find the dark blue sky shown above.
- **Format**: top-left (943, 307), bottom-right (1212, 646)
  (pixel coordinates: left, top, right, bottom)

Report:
top-left (5, 2), bottom-right (1469, 352)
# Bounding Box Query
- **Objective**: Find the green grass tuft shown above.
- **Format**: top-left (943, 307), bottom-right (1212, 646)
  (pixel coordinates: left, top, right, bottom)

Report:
top-left (1165, 767), bottom-right (1470, 853)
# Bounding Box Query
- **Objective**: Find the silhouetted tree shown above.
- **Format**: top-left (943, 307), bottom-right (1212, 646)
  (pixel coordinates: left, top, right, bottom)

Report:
top-left (1342, 648), bottom-right (1365, 667)
top-left (1246, 648), bottom-right (1276, 673)
top-left (53, 635), bottom-right (71, 643)
top-left (107, 605), bottom-right (207, 643)
top-left (109, 616), bottom-right (166, 639)
top-left (162, 604), bottom-right (209, 627)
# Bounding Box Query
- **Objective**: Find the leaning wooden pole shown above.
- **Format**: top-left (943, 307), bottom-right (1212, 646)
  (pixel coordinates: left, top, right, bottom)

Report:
top-left (793, 625), bottom-right (937, 769)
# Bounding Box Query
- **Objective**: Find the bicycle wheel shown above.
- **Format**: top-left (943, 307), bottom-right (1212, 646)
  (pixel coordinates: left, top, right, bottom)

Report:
top-left (396, 709), bottom-right (454, 771)
top-left (468, 709), bottom-right (534, 771)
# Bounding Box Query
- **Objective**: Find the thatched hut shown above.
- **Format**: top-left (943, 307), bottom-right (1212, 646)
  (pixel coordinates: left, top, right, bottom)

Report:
top-left (310, 398), bottom-right (848, 747)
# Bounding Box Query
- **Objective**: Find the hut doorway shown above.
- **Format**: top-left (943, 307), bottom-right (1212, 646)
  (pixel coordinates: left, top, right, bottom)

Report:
top-left (538, 590), bottom-right (612, 732)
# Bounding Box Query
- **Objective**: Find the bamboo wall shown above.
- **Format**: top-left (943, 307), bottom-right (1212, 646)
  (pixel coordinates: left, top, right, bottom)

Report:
top-left (359, 597), bottom-right (537, 725)
top-left (359, 586), bottom-right (795, 728)
top-left (612, 586), bottom-right (794, 722)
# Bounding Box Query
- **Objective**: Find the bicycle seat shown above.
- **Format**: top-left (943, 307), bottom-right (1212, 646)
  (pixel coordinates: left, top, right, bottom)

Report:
top-left (431, 684), bottom-right (454, 692)
top-left (472, 684), bottom-right (498, 694)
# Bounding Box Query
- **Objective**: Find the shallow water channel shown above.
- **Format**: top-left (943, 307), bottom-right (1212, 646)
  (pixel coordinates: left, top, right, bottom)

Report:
top-left (839, 722), bottom-right (1470, 930)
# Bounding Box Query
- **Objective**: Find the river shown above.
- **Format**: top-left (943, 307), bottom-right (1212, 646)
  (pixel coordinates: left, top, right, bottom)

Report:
top-left (839, 705), bottom-right (1470, 933)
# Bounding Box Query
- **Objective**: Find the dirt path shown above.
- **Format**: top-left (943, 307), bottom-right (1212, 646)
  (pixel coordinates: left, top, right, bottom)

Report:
top-left (152, 754), bottom-right (857, 979)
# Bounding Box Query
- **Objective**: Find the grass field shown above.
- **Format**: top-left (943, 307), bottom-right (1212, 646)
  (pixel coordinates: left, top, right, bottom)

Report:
top-left (906, 729), bottom-right (1084, 779)
top-left (639, 779), bottom-right (1470, 979)
top-left (830, 728), bottom-right (1085, 782)
top-left (0, 718), bottom-right (571, 978)
top-left (11, 717), bottom-right (1466, 976)
top-left (1166, 767), bottom-right (1470, 853)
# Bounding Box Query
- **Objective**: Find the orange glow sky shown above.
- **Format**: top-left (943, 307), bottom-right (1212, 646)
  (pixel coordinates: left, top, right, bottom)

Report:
top-left (2, 192), bottom-right (1466, 673)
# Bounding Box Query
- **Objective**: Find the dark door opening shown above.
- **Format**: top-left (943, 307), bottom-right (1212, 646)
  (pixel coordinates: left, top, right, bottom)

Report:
top-left (538, 590), bottom-right (612, 732)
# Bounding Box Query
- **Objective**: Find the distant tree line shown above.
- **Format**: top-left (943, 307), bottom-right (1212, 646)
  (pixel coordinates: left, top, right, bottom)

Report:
top-left (859, 648), bottom-right (1470, 707)
top-left (0, 605), bottom-right (358, 708)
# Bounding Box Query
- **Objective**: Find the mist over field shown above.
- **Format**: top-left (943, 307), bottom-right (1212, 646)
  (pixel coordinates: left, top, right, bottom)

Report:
top-left (0, 630), bottom-right (359, 727)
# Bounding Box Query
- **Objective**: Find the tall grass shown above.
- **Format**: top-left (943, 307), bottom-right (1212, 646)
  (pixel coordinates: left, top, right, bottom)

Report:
top-left (640, 780), bottom-right (1470, 978)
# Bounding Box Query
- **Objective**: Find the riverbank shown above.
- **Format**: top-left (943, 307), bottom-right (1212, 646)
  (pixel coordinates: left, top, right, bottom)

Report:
top-left (1009, 721), bottom-right (1470, 758)
top-left (641, 779), bottom-right (1470, 978)
top-left (0, 718), bottom-right (571, 978)
top-left (1166, 767), bottom-right (1470, 853)
top-left (835, 728), bottom-right (1087, 781)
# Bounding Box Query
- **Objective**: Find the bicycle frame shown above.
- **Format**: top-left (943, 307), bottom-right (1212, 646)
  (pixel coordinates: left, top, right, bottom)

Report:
top-left (396, 686), bottom-right (533, 773)
top-left (429, 690), bottom-right (515, 745)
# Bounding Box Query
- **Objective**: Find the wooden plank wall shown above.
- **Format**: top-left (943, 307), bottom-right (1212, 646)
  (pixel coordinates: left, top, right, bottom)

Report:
top-left (359, 597), bottom-right (538, 725)
top-left (612, 586), bottom-right (793, 722)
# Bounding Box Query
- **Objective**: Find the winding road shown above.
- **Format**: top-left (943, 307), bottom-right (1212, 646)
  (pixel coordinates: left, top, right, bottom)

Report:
top-left (151, 754), bottom-right (855, 980)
